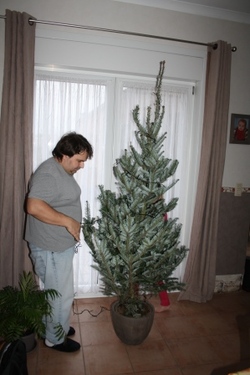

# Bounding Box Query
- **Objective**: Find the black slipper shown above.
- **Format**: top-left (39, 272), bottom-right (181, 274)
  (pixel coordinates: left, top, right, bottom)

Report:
top-left (67, 326), bottom-right (75, 336)
top-left (46, 338), bottom-right (80, 352)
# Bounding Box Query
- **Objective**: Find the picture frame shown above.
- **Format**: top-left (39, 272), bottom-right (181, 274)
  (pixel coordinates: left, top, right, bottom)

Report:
top-left (229, 113), bottom-right (250, 144)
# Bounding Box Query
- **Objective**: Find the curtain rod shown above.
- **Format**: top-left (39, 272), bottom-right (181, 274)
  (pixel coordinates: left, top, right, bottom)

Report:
top-left (0, 14), bottom-right (237, 51)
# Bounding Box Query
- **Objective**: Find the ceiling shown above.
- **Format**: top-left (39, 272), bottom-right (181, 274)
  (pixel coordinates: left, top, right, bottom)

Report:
top-left (113, 0), bottom-right (250, 23)
top-left (178, 0), bottom-right (250, 14)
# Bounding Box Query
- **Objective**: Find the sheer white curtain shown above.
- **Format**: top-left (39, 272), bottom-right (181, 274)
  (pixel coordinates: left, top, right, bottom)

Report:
top-left (113, 80), bottom-right (192, 280)
top-left (33, 73), bottom-right (108, 296)
top-left (33, 72), bottom-right (193, 296)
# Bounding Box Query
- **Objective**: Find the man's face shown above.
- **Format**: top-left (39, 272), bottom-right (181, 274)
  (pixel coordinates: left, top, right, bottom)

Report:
top-left (61, 151), bottom-right (89, 175)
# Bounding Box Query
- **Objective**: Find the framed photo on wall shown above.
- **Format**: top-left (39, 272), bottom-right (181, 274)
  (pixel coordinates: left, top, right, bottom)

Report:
top-left (229, 113), bottom-right (250, 144)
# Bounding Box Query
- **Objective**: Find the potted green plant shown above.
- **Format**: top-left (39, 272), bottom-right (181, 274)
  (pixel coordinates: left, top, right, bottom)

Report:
top-left (0, 271), bottom-right (63, 351)
top-left (82, 61), bottom-right (188, 345)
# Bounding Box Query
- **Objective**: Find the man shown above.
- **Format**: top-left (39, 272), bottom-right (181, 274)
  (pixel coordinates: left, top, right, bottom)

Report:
top-left (25, 132), bottom-right (93, 352)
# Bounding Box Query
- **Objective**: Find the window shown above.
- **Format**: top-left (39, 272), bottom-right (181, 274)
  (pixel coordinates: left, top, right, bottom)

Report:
top-left (33, 71), bottom-right (195, 296)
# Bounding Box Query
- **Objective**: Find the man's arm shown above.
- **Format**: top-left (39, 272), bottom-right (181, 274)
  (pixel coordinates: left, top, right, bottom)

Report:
top-left (26, 198), bottom-right (81, 241)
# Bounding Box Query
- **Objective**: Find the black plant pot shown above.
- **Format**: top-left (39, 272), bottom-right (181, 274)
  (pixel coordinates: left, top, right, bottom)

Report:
top-left (21, 332), bottom-right (36, 352)
top-left (110, 300), bottom-right (154, 345)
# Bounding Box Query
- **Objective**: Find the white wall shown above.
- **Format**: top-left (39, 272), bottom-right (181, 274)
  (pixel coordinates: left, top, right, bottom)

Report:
top-left (0, 0), bottom-right (250, 188)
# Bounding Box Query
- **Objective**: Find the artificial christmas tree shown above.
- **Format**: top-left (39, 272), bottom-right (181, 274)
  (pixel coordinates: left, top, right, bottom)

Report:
top-left (82, 61), bottom-right (187, 343)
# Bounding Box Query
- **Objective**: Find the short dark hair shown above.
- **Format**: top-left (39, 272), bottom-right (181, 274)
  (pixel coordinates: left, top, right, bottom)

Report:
top-left (52, 132), bottom-right (93, 160)
top-left (239, 118), bottom-right (247, 127)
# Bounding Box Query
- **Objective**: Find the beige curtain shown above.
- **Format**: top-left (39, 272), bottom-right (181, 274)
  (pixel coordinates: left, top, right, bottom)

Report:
top-left (0, 10), bottom-right (36, 287)
top-left (179, 40), bottom-right (232, 303)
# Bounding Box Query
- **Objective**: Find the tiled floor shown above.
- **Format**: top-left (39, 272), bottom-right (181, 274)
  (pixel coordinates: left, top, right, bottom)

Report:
top-left (27, 291), bottom-right (250, 375)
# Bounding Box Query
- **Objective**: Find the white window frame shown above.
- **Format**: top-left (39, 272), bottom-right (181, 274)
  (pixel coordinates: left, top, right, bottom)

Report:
top-left (33, 66), bottom-right (200, 296)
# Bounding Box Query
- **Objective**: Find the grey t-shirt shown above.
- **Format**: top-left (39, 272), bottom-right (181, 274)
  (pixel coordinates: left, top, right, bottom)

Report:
top-left (25, 157), bottom-right (81, 252)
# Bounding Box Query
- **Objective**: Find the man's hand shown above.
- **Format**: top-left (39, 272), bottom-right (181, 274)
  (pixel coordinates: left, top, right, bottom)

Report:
top-left (65, 219), bottom-right (81, 241)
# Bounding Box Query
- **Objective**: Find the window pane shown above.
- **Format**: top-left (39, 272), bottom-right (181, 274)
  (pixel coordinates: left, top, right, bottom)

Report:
top-left (115, 81), bottom-right (190, 225)
top-left (33, 74), bottom-right (108, 295)
top-left (113, 81), bottom-right (192, 280)
top-left (33, 73), bottom-right (193, 293)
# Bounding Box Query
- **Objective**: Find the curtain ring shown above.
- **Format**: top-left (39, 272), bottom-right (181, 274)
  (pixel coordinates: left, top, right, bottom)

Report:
top-left (28, 17), bottom-right (34, 26)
